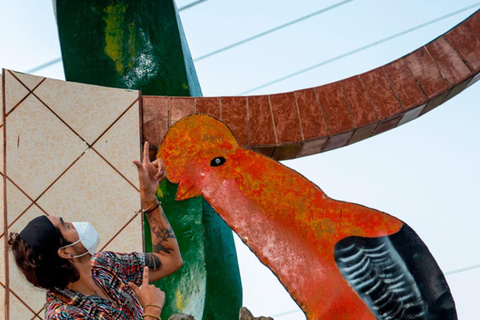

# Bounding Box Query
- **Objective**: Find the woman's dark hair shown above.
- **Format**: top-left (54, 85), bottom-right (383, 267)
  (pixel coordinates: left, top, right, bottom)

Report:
top-left (8, 230), bottom-right (79, 290)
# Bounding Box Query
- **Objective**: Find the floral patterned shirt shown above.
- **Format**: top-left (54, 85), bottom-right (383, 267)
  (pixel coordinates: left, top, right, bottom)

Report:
top-left (45, 251), bottom-right (146, 320)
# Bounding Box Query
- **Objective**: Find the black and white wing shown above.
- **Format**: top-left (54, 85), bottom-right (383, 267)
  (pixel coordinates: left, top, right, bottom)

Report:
top-left (334, 224), bottom-right (456, 320)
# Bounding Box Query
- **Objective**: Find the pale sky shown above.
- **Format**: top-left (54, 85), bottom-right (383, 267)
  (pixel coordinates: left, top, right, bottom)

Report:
top-left (1, 1), bottom-right (480, 319)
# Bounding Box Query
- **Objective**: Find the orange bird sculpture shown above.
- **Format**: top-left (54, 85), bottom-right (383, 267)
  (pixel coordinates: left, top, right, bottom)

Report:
top-left (158, 114), bottom-right (456, 320)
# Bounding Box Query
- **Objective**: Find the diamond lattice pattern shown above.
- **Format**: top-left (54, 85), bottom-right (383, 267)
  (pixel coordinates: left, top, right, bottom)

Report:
top-left (1, 69), bottom-right (143, 319)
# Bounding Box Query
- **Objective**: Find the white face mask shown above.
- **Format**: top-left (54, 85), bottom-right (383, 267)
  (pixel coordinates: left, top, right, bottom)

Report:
top-left (61, 222), bottom-right (99, 258)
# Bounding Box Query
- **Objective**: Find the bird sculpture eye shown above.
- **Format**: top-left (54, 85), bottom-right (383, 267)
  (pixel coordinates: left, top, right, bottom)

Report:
top-left (210, 157), bottom-right (226, 167)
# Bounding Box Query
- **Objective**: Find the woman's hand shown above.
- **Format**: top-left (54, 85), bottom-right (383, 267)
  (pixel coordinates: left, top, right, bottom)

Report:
top-left (128, 267), bottom-right (165, 315)
top-left (133, 141), bottom-right (167, 202)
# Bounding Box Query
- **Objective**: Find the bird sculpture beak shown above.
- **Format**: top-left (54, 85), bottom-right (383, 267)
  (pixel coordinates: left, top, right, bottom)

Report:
top-left (175, 180), bottom-right (202, 201)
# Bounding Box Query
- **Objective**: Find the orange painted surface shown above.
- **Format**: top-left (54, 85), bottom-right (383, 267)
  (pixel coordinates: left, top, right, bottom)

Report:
top-left (158, 115), bottom-right (404, 320)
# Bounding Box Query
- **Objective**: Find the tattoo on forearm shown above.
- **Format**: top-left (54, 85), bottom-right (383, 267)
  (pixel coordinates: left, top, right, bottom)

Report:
top-left (152, 226), bottom-right (176, 241)
top-left (153, 242), bottom-right (172, 254)
top-left (151, 226), bottom-right (176, 254)
top-left (147, 208), bottom-right (177, 255)
top-left (145, 253), bottom-right (162, 270)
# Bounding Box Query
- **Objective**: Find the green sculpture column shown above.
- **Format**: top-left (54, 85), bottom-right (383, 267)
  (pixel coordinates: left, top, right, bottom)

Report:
top-left (54, 1), bottom-right (242, 319)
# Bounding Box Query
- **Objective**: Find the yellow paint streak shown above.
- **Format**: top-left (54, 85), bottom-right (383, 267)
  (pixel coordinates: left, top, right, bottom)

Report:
top-left (103, 4), bottom-right (126, 75)
top-left (175, 290), bottom-right (184, 310)
top-left (128, 22), bottom-right (136, 69)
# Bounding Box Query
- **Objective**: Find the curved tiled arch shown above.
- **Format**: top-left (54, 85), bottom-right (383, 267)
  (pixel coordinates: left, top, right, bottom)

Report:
top-left (143, 10), bottom-right (480, 160)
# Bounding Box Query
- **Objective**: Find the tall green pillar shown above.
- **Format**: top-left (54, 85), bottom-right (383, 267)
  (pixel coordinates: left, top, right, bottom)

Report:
top-left (54, 1), bottom-right (242, 319)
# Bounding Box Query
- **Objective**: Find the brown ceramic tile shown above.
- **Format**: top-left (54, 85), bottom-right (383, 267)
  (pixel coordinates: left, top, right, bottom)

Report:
top-left (220, 96), bottom-right (249, 145)
top-left (341, 76), bottom-right (378, 127)
top-left (445, 23), bottom-right (480, 72)
top-left (248, 146), bottom-right (276, 158)
top-left (294, 88), bottom-right (328, 139)
top-left (0, 282), bottom-right (3, 318)
top-left (1, 178), bottom-right (33, 235)
top-left (11, 71), bottom-right (45, 91)
top-left (384, 59), bottom-right (428, 111)
top-left (347, 123), bottom-right (378, 145)
top-left (6, 95), bottom-right (88, 200)
top-left (142, 96), bottom-right (169, 146)
top-left (102, 214), bottom-right (142, 253)
top-left (467, 72), bottom-right (480, 87)
top-left (93, 103), bottom-right (141, 189)
top-left (5, 71), bottom-right (30, 114)
top-left (9, 289), bottom-right (37, 320)
top-left (397, 104), bottom-right (426, 127)
top-left (360, 68), bottom-right (403, 119)
top-left (466, 11), bottom-right (480, 38)
top-left (373, 114), bottom-right (402, 136)
top-left (272, 142), bottom-right (303, 161)
top-left (169, 97), bottom-right (195, 127)
top-left (297, 137), bottom-right (328, 158)
top-left (247, 95), bottom-right (276, 146)
top-left (323, 131), bottom-right (353, 152)
top-left (268, 92), bottom-right (303, 143)
top-left (404, 47), bottom-right (450, 99)
top-left (421, 91), bottom-right (449, 115)
top-left (195, 97), bottom-right (221, 119)
top-left (36, 150), bottom-right (139, 251)
top-left (315, 82), bottom-right (354, 135)
top-left (426, 36), bottom-right (472, 86)
top-left (1, 74), bottom-right (3, 127)
top-left (33, 77), bottom-right (139, 145)
top-left (444, 77), bottom-right (473, 102)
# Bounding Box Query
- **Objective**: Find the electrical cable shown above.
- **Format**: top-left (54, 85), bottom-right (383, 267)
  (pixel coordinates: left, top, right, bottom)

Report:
top-left (193, 0), bottom-right (353, 62)
top-left (269, 262), bottom-right (480, 318)
top-left (445, 263), bottom-right (480, 276)
top-left (25, 57), bottom-right (62, 74)
top-left (239, 2), bottom-right (480, 95)
top-left (24, 0), bottom-right (209, 74)
top-left (179, 0), bottom-right (207, 11)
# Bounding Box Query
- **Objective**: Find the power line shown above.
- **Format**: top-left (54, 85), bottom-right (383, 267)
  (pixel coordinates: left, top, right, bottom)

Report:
top-left (26, 57), bottom-right (62, 74)
top-left (193, 0), bottom-right (353, 62)
top-left (271, 309), bottom-right (302, 318)
top-left (270, 262), bottom-right (480, 318)
top-left (24, 0), bottom-right (209, 74)
top-left (239, 2), bottom-right (480, 95)
top-left (179, 0), bottom-right (207, 11)
top-left (445, 263), bottom-right (480, 276)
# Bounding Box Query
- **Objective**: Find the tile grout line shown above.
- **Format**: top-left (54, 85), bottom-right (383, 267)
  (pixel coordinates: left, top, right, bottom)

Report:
top-left (99, 211), bottom-right (140, 252)
top-left (6, 71), bottom-right (47, 117)
top-left (3, 69), bottom-right (10, 320)
top-left (90, 97), bottom-right (140, 148)
top-left (138, 92), bottom-right (145, 252)
top-left (5, 92), bottom-right (32, 119)
top-left (32, 307), bottom-right (44, 320)
top-left (7, 286), bottom-right (41, 318)
top-left (401, 57), bottom-right (430, 100)
top-left (90, 148), bottom-right (139, 192)
top-left (245, 96), bottom-right (250, 146)
top-left (31, 92), bottom-right (90, 146)
top-left (381, 66), bottom-right (406, 112)
top-left (267, 95), bottom-right (278, 145)
top-left (0, 175), bottom-right (51, 238)
top-left (312, 87), bottom-right (331, 153)
top-left (31, 150), bottom-right (87, 209)
top-left (338, 82), bottom-right (356, 146)
top-left (293, 92), bottom-right (305, 142)
top-left (421, 45), bottom-right (452, 112)
top-left (7, 70), bottom-right (45, 93)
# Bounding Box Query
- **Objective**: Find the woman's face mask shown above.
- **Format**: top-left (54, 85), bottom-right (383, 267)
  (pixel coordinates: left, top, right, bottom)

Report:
top-left (60, 222), bottom-right (99, 258)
